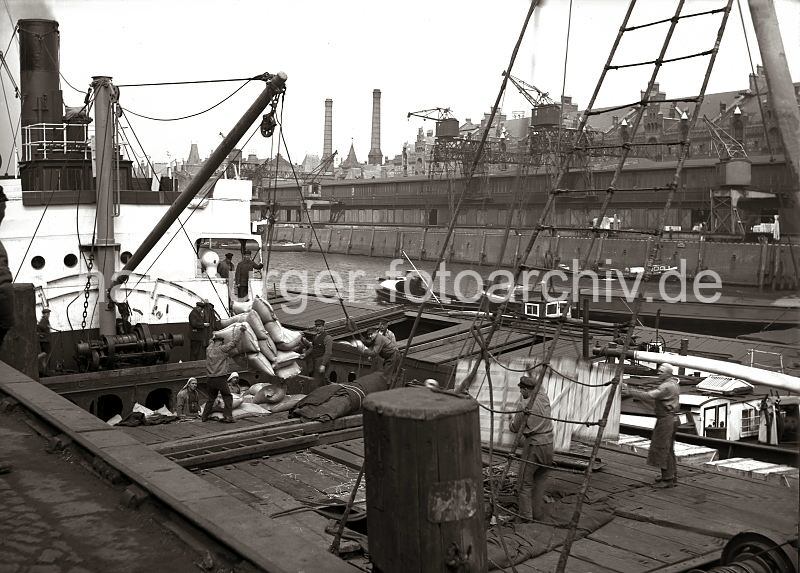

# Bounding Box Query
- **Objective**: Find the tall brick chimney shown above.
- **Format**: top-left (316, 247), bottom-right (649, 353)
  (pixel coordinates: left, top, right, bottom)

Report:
top-left (323, 98), bottom-right (333, 161)
top-left (368, 89), bottom-right (382, 165)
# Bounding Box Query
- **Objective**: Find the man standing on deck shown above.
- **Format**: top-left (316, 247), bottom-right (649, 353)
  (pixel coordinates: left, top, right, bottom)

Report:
top-left (300, 319), bottom-right (333, 383)
top-left (188, 300), bottom-right (219, 361)
top-left (235, 252), bottom-right (263, 300)
top-left (202, 325), bottom-right (245, 423)
top-left (361, 328), bottom-right (399, 375)
top-left (510, 375), bottom-right (554, 522)
top-left (0, 187), bottom-right (15, 474)
top-left (622, 363), bottom-right (680, 487)
top-left (218, 253), bottom-right (234, 279)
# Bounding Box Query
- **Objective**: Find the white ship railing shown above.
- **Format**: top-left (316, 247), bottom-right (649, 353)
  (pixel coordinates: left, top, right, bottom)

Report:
top-left (21, 123), bottom-right (92, 161)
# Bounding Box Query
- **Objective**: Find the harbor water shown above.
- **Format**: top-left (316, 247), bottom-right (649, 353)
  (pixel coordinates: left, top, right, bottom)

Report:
top-left (259, 251), bottom-right (494, 302)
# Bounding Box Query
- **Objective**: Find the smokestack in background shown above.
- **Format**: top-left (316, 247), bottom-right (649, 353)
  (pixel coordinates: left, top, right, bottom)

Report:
top-left (323, 98), bottom-right (333, 169)
top-left (18, 19), bottom-right (63, 127)
top-left (368, 89), bottom-right (382, 165)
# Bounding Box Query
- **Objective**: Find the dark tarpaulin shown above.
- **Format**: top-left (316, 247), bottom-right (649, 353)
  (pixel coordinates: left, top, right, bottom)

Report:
top-left (290, 371), bottom-right (389, 421)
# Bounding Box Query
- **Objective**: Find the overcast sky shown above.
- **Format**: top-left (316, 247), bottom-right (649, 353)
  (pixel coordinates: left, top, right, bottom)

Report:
top-left (1, 0), bottom-right (799, 171)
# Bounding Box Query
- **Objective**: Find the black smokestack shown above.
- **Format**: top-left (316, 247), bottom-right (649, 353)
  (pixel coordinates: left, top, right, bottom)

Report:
top-left (18, 19), bottom-right (63, 127)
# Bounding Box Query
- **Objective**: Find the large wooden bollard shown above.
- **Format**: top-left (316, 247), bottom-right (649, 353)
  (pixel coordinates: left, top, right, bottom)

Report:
top-left (363, 387), bottom-right (486, 572)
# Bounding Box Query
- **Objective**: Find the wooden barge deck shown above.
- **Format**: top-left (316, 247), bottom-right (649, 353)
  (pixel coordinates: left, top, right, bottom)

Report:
top-left (4, 297), bottom-right (797, 571)
top-left (117, 411), bottom-right (798, 572)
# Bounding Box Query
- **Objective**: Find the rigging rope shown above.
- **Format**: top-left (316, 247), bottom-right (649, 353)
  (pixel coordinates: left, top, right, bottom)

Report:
top-left (29, 31), bottom-right (86, 95)
top-left (121, 80), bottom-right (252, 121)
top-left (277, 111), bottom-right (360, 334)
top-left (393, 0), bottom-right (543, 387)
top-left (123, 119), bottom-right (265, 306)
top-left (557, 0), bottom-right (574, 150)
top-left (117, 109), bottom-right (230, 314)
top-left (117, 75), bottom-right (262, 88)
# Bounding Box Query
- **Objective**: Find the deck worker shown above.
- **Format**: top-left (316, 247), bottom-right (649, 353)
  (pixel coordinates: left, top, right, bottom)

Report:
top-left (188, 299), bottom-right (219, 361)
top-left (0, 186), bottom-right (13, 475)
top-left (37, 308), bottom-right (52, 354)
top-left (201, 325), bottom-right (245, 423)
top-left (36, 308), bottom-right (53, 376)
top-left (510, 375), bottom-right (554, 522)
top-left (235, 252), bottom-right (263, 300)
top-left (175, 377), bottom-right (201, 418)
top-left (0, 187), bottom-right (13, 349)
top-left (622, 363), bottom-right (680, 487)
top-left (378, 320), bottom-right (396, 344)
top-left (361, 328), bottom-right (399, 375)
top-left (218, 252), bottom-right (234, 279)
top-left (300, 319), bottom-right (333, 383)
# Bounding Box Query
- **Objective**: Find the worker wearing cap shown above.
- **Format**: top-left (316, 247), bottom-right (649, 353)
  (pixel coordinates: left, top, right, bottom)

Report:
top-left (36, 308), bottom-right (53, 376)
top-left (202, 325), bottom-right (245, 423)
top-left (622, 363), bottom-right (680, 487)
top-left (234, 252), bottom-right (263, 300)
top-left (37, 308), bottom-right (52, 354)
top-left (510, 374), bottom-right (553, 522)
top-left (378, 320), bottom-right (396, 344)
top-left (188, 299), bottom-right (220, 361)
top-left (361, 327), bottom-right (399, 375)
top-left (300, 319), bottom-right (333, 383)
top-left (218, 252), bottom-right (234, 279)
top-left (175, 377), bottom-right (201, 418)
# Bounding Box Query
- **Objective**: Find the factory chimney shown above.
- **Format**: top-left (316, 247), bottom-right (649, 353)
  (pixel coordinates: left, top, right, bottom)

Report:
top-left (18, 19), bottom-right (64, 128)
top-left (323, 98), bottom-right (333, 172)
top-left (368, 89), bottom-right (382, 165)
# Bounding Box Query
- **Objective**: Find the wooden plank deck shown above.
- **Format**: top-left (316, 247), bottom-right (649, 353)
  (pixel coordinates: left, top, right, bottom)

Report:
top-left (168, 427), bottom-right (797, 572)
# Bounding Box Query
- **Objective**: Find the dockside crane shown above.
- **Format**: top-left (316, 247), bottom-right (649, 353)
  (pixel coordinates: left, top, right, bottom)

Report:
top-left (703, 115), bottom-right (750, 234)
top-left (406, 107), bottom-right (455, 122)
top-left (502, 72), bottom-right (556, 108)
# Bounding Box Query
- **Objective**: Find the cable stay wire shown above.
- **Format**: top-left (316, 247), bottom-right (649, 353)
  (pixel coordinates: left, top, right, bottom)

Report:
top-left (23, 29), bottom-right (86, 95)
top-left (393, 0), bottom-right (543, 388)
top-left (123, 121), bottom-right (264, 307)
top-left (277, 105), bottom-right (361, 334)
top-left (116, 75), bottom-right (262, 88)
top-left (121, 79), bottom-right (252, 121)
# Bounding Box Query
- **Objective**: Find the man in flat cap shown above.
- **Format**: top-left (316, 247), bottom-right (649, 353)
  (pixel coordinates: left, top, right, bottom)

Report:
top-left (188, 299), bottom-right (219, 361)
top-left (623, 363), bottom-right (681, 487)
top-left (300, 319), bottom-right (333, 384)
top-left (218, 252), bottom-right (234, 279)
top-left (510, 374), bottom-right (553, 522)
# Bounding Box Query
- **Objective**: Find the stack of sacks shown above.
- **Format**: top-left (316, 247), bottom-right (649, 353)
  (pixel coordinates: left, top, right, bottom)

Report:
top-left (211, 296), bottom-right (306, 380)
top-left (203, 391), bottom-right (271, 420)
top-left (244, 382), bottom-right (306, 413)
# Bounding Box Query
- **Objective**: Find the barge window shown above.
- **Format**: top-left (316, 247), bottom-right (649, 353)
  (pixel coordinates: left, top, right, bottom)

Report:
top-left (64, 254), bottom-right (78, 268)
top-left (31, 255), bottom-right (45, 270)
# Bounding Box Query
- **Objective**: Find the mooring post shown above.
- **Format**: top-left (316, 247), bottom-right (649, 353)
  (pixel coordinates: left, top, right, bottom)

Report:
top-left (362, 387), bottom-right (487, 572)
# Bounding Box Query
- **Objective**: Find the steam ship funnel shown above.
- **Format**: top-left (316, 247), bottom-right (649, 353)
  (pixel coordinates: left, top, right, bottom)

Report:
top-left (368, 89), bottom-right (382, 165)
top-left (18, 19), bottom-right (63, 127)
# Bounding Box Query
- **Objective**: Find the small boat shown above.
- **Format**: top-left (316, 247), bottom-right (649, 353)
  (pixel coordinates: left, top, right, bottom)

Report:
top-left (265, 240), bottom-right (306, 252)
top-left (375, 276), bottom-right (571, 319)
